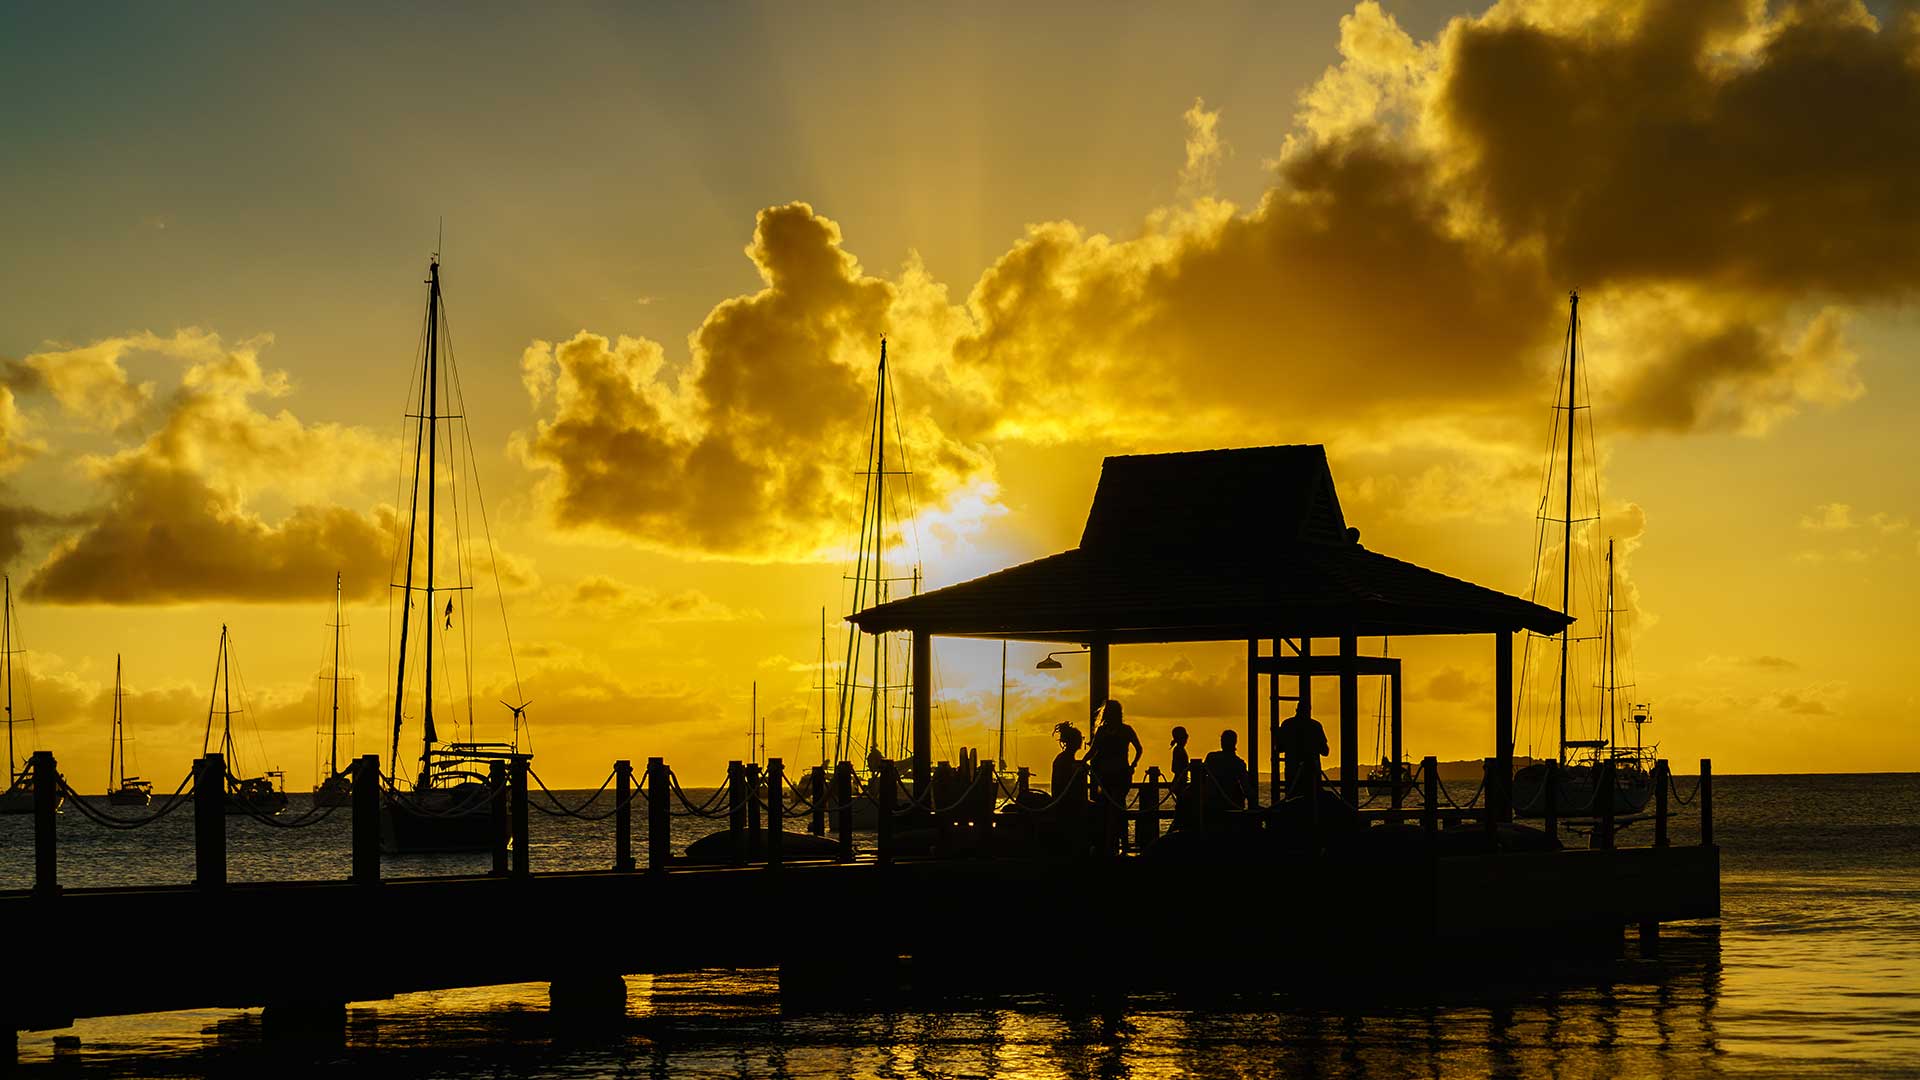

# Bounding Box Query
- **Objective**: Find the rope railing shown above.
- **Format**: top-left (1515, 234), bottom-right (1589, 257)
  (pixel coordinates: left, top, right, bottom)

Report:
top-left (527, 768), bottom-right (618, 818)
top-left (228, 794), bottom-right (343, 829)
top-left (1667, 770), bottom-right (1702, 807)
top-left (53, 769), bottom-right (196, 830)
top-left (664, 769), bottom-right (736, 819)
top-left (379, 773), bottom-right (499, 819)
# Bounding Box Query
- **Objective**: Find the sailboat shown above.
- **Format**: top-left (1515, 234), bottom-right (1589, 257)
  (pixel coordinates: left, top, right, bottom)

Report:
top-left (106, 656), bottom-right (151, 807)
top-left (313, 573), bottom-right (353, 807)
top-left (202, 624), bottom-right (289, 816)
top-left (379, 257), bottom-right (527, 854)
top-left (0, 574), bottom-right (57, 814)
top-left (1512, 292), bottom-right (1656, 820)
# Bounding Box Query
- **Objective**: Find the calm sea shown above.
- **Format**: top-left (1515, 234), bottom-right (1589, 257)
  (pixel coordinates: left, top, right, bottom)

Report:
top-left (3, 772), bottom-right (1915, 1077)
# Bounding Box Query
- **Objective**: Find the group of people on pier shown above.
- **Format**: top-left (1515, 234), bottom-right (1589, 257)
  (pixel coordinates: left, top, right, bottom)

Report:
top-left (1045, 698), bottom-right (1330, 853)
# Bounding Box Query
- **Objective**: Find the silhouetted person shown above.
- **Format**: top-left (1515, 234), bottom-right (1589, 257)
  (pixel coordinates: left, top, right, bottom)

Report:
top-left (1203, 729), bottom-right (1250, 830)
top-left (1278, 706), bottom-right (1329, 800)
top-left (1169, 725), bottom-right (1192, 827)
top-left (1049, 720), bottom-right (1089, 854)
top-left (1086, 699), bottom-right (1141, 854)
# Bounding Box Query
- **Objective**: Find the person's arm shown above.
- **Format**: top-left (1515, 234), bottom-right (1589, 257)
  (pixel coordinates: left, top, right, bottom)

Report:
top-left (1317, 725), bottom-right (1330, 756)
top-left (1128, 730), bottom-right (1143, 770)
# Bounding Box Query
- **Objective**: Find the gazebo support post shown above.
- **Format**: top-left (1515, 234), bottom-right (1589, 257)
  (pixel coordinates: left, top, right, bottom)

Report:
top-left (912, 630), bottom-right (932, 805)
top-left (1339, 632), bottom-right (1359, 806)
top-left (1389, 664), bottom-right (1405, 821)
top-left (1089, 640), bottom-right (1109, 722)
top-left (1246, 638), bottom-right (1262, 804)
top-left (1494, 630), bottom-right (1514, 823)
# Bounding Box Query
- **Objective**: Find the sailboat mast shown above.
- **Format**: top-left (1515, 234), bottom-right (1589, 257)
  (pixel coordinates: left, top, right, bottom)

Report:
top-left (221, 625), bottom-right (234, 779)
top-left (819, 608), bottom-right (827, 767)
top-left (1605, 538), bottom-right (1616, 754)
top-left (1557, 291), bottom-right (1579, 766)
top-left (111, 655), bottom-right (123, 789)
top-left (871, 340), bottom-right (887, 762)
top-left (391, 261), bottom-right (434, 783)
top-left (421, 260), bottom-right (440, 785)
top-left (3, 575), bottom-right (12, 778)
top-left (998, 640), bottom-right (1007, 769)
top-left (329, 571), bottom-right (343, 778)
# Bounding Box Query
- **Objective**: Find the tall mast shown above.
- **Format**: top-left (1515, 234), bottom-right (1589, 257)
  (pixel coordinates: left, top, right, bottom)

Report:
top-left (329, 571), bottom-right (343, 778)
top-left (3, 575), bottom-right (11, 779)
top-left (390, 261), bottom-right (434, 784)
top-left (1557, 291), bottom-right (1579, 766)
top-left (1605, 538), bottom-right (1616, 754)
top-left (870, 339), bottom-right (886, 763)
top-left (421, 260), bottom-right (440, 786)
top-left (221, 625), bottom-right (234, 779)
top-left (818, 608), bottom-right (827, 767)
top-left (998, 640), bottom-right (1007, 769)
top-left (111, 655), bottom-right (123, 789)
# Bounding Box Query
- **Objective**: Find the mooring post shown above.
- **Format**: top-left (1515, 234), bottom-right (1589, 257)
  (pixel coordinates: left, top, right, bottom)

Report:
top-left (1653, 758), bottom-right (1670, 849)
top-left (32, 750), bottom-right (57, 897)
top-left (1016, 766), bottom-right (1033, 839)
top-left (810, 764), bottom-right (826, 837)
top-left (614, 759), bottom-right (635, 872)
top-left (194, 754), bottom-right (226, 888)
top-left (766, 757), bottom-right (784, 870)
top-left (1542, 761), bottom-right (1558, 845)
top-left (976, 760), bottom-right (996, 853)
top-left (352, 754), bottom-right (380, 885)
top-left (1595, 760), bottom-right (1615, 851)
top-left (1482, 758), bottom-right (1498, 838)
top-left (1138, 766), bottom-right (1161, 852)
top-left (876, 760), bottom-right (897, 866)
top-left (834, 761), bottom-right (854, 862)
top-left (488, 761), bottom-right (508, 876)
top-left (1421, 755), bottom-right (1438, 840)
top-left (746, 762), bottom-right (763, 858)
top-left (1699, 758), bottom-right (1713, 847)
top-left (647, 757), bottom-right (669, 873)
top-left (726, 760), bottom-right (746, 866)
top-left (1191, 760), bottom-right (1209, 832)
top-left (511, 756), bottom-right (531, 877)
top-left (934, 760), bottom-right (954, 856)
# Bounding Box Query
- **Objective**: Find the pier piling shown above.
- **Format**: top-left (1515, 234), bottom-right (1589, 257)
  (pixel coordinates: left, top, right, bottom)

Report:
top-left (1421, 756), bottom-right (1438, 840)
top-left (727, 761), bottom-right (746, 866)
top-left (766, 758), bottom-right (784, 870)
top-left (1138, 766), bottom-right (1160, 851)
top-left (1543, 761), bottom-right (1558, 844)
top-left (810, 764), bottom-right (826, 837)
top-left (614, 759), bottom-right (634, 872)
top-left (1700, 759), bottom-right (1713, 847)
top-left (834, 761), bottom-right (854, 861)
top-left (32, 751), bottom-right (56, 897)
top-left (511, 756), bottom-right (531, 877)
top-left (194, 754), bottom-right (225, 888)
top-left (490, 761), bottom-right (509, 877)
top-left (1595, 760), bottom-right (1615, 851)
top-left (877, 760), bottom-right (896, 865)
top-left (1653, 759), bottom-right (1669, 849)
top-left (352, 754), bottom-right (379, 885)
top-left (746, 763), bottom-right (763, 853)
top-left (646, 757), bottom-right (669, 873)
top-left (976, 760), bottom-right (996, 853)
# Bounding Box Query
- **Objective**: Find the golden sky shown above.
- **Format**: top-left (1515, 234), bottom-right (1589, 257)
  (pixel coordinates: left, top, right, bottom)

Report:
top-left (0, 0), bottom-right (1914, 788)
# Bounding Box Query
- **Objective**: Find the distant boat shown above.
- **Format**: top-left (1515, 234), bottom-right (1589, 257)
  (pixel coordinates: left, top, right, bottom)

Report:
top-left (312, 573), bottom-right (353, 808)
top-left (378, 257), bottom-right (526, 854)
top-left (0, 574), bottom-right (59, 814)
top-left (106, 656), bottom-right (151, 807)
top-left (1512, 293), bottom-right (1655, 820)
top-left (201, 624), bottom-right (288, 816)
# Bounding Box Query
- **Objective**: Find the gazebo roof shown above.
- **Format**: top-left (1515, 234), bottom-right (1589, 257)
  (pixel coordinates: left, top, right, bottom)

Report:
top-left (851, 445), bottom-right (1570, 643)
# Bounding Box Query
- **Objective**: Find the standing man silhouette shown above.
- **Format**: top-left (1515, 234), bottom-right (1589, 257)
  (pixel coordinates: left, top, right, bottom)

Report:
top-left (1279, 705), bottom-right (1330, 800)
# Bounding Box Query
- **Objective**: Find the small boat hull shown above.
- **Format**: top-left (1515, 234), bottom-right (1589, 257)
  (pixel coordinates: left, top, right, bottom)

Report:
top-left (313, 775), bottom-right (353, 808)
top-left (0, 783), bottom-right (64, 814)
top-left (108, 786), bottom-right (152, 807)
top-left (1512, 762), bottom-right (1652, 818)
top-left (380, 783), bottom-right (500, 854)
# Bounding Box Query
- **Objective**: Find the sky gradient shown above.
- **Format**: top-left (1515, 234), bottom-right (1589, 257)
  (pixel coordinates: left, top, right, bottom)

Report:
top-left (1, 0), bottom-right (1915, 789)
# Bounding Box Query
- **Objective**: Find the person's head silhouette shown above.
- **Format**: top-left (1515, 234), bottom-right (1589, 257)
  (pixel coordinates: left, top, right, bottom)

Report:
top-left (1171, 725), bottom-right (1188, 747)
top-left (1097, 699), bottom-right (1123, 727)
top-left (1054, 720), bottom-right (1083, 753)
top-left (1220, 729), bottom-right (1237, 753)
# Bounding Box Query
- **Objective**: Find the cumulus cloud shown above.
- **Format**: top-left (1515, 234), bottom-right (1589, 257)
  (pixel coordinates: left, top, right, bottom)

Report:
top-left (1178, 97), bottom-right (1228, 195)
top-left (22, 330), bottom-right (401, 604)
top-left (562, 574), bottom-right (750, 622)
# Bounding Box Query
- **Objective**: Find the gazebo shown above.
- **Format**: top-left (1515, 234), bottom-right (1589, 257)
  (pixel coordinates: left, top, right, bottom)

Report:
top-left (851, 445), bottom-right (1571, 815)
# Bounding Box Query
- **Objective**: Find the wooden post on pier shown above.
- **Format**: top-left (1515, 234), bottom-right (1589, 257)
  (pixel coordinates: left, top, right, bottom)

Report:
top-left (194, 754), bottom-right (226, 889)
top-left (934, 760), bottom-right (954, 854)
top-left (746, 762), bottom-right (763, 856)
top-left (1421, 755), bottom-right (1438, 840)
top-left (1016, 767), bottom-right (1032, 840)
top-left (1653, 759), bottom-right (1670, 849)
top-left (1494, 629), bottom-right (1514, 823)
top-left (1482, 758), bottom-right (1498, 838)
top-left (876, 760), bottom-right (897, 865)
top-left (1595, 760), bottom-right (1615, 851)
top-left (32, 751), bottom-right (57, 897)
top-left (1339, 632), bottom-right (1359, 807)
top-left (490, 760), bottom-right (509, 876)
top-left (1543, 761), bottom-right (1558, 846)
top-left (614, 759), bottom-right (635, 872)
top-left (1191, 760), bottom-right (1209, 831)
top-left (810, 764), bottom-right (826, 837)
top-left (1138, 766), bottom-right (1161, 852)
top-left (647, 757), bottom-right (669, 873)
top-left (510, 756), bottom-right (531, 878)
top-left (976, 760), bottom-right (996, 853)
top-left (1699, 759), bottom-right (1713, 847)
top-left (727, 760), bottom-right (746, 867)
top-left (834, 761), bottom-right (854, 862)
top-left (352, 754), bottom-right (380, 885)
top-left (766, 758), bottom-right (784, 870)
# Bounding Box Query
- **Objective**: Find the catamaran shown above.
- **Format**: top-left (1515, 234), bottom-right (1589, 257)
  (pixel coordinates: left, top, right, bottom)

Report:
top-left (1512, 293), bottom-right (1657, 820)
top-left (0, 575), bottom-right (56, 814)
top-left (202, 624), bottom-right (288, 816)
top-left (105, 655), bottom-right (151, 807)
top-left (379, 257), bottom-right (529, 854)
top-left (313, 573), bottom-right (353, 807)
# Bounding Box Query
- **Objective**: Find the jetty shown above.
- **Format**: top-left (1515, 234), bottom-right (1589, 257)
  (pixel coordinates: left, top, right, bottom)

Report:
top-left (2, 446), bottom-right (1718, 1042)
